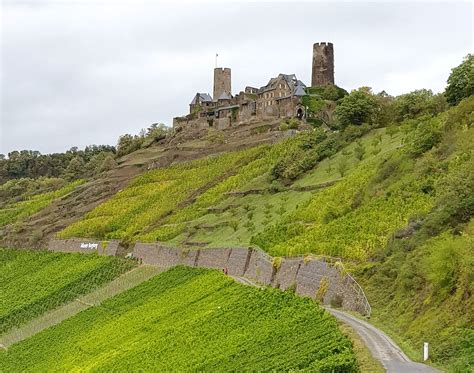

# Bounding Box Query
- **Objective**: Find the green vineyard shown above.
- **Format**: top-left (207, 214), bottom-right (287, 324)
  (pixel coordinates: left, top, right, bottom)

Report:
top-left (0, 179), bottom-right (84, 228)
top-left (0, 266), bottom-right (357, 372)
top-left (0, 249), bottom-right (134, 333)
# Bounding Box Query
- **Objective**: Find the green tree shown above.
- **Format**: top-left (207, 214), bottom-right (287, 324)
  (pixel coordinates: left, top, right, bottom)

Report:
top-left (64, 156), bottom-right (85, 181)
top-left (445, 54), bottom-right (474, 106)
top-left (394, 89), bottom-right (446, 121)
top-left (99, 154), bottom-right (118, 173)
top-left (117, 134), bottom-right (142, 157)
top-left (334, 87), bottom-right (379, 128)
top-left (337, 157), bottom-right (349, 177)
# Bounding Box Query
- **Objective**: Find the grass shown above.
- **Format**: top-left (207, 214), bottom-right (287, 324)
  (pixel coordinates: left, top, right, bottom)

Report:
top-left (0, 249), bottom-right (134, 334)
top-left (293, 128), bottom-right (403, 187)
top-left (0, 266), bottom-right (357, 372)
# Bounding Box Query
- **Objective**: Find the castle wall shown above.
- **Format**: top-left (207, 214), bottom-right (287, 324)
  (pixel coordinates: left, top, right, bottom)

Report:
top-left (214, 68), bottom-right (231, 100)
top-left (312, 42), bottom-right (334, 86)
top-left (173, 116), bottom-right (210, 130)
top-left (215, 117), bottom-right (231, 129)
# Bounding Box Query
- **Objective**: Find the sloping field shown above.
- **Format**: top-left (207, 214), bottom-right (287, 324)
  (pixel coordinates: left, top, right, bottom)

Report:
top-left (0, 266), bottom-right (357, 372)
top-left (0, 180), bottom-right (84, 228)
top-left (0, 249), bottom-right (134, 334)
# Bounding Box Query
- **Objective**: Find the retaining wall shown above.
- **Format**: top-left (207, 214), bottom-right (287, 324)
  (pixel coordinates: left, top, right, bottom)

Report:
top-left (48, 238), bottom-right (119, 256)
top-left (48, 239), bottom-right (371, 316)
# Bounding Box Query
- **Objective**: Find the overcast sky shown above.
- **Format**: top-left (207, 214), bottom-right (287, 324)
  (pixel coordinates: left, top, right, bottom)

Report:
top-left (1, 0), bottom-right (472, 155)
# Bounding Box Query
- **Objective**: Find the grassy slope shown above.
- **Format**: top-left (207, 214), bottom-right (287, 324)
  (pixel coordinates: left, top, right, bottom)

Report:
top-left (54, 97), bottom-right (473, 371)
top-left (0, 180), bottom-right (84, 228)
top-left (0, 249), bottom-right (134, 334)
top-left (0, 266), bottom-right (357, 372)
top-left (60, 128), bottom-right (415, 262)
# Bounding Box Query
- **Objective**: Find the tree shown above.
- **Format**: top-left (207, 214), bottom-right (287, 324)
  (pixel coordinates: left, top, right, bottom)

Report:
top-left (99, 154), bottom-right (118, 173)
top-left (335, 87), bottom-right (379, 128)
top-left (116, 134), bottom-right (142, 157)
top-left (146, 123), bottom-right (170, 139)
top-left (64, 156), bottom-right (85, 181)
top-left (445, 54), bottom-right (474, 106)
top-left (337, 158), bottom-right (349, 177)
top-left (394, 89), bottom-right (445, 121)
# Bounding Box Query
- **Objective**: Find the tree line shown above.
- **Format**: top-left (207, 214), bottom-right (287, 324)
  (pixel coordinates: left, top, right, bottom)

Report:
top-left (0, 123), bottom-right (171, 184)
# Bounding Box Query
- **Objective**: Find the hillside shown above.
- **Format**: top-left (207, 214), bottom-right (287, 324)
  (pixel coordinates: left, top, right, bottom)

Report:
top-left (0, 120), bottom-right (289, 248)
top-left (52, 96), bottom-right (473, 371)
top-left (1, 57), bottom-right (472, 371)
top-left (0, 266), bottom-right (357, 372)
top-left (0, 249), bottom-right (134, 334)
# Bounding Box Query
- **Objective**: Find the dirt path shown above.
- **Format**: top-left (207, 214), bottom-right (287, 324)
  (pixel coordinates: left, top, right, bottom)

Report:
top-left (0, 265), bottom-right (163, 349)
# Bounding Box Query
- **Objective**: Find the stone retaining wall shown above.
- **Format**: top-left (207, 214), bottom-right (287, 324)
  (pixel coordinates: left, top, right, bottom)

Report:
top-left (48, 239), bottom-right (371, 316)
top-left (48, 238), bottom-right (119, 256)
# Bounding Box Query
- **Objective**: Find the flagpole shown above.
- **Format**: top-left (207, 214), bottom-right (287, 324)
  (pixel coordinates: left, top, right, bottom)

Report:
top-left (215, 53), bottom-right (218, 68)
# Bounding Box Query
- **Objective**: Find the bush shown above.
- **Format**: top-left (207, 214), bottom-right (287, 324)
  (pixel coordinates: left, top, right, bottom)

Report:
top-left (335, 87), bottom-right (380, 128)
top-left (406, 116), bottom-right (443, 157)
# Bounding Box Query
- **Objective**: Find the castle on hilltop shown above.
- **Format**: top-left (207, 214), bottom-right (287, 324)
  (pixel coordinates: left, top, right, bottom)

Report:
top-left (173, 42), bottom-right (335, 131)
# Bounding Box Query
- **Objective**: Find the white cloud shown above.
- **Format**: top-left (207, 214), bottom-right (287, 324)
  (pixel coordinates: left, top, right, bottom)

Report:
top-left (0, 1), bottom-right (472, 154)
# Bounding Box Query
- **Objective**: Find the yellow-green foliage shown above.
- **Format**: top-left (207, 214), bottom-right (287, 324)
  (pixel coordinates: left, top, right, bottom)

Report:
top-left (0, 248), bottom-right (133, 333)
top-left (272, 256), bottom-right (282, 270)
top-left (316, 276), bottom-right (329, 301)
top-left (252, 159), bottom-right (434, 260)
top-left (0, 179), bottom-right (84, 227)
top-left (0, 267), bottom-right (357, 371)
top-left (59, 146), bottom-right (270, 241)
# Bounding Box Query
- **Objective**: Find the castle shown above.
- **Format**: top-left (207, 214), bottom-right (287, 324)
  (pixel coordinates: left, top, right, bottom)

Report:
top-left (173, 42), bottom-right (334, 130)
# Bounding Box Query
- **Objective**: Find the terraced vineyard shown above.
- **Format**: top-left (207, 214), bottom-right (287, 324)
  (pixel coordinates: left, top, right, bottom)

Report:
top-left (0, 249), bottom-right (134, 333)
top-left (59, 126), bottom-right (433, 261)
top-left (0, 179), bottom-right (84, 228)
top-left (0, 266), bottom-right (357, 372)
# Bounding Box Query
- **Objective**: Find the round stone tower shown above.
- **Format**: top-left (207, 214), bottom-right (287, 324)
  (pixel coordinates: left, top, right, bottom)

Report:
top-left (311, 42), bottom-right (334, 87)
top-left (213, 67), bottom-right (231, 100)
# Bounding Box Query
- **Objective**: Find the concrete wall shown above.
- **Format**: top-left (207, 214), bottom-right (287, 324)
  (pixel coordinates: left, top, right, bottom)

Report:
top-left (48, 239), bottom-right (371, 316)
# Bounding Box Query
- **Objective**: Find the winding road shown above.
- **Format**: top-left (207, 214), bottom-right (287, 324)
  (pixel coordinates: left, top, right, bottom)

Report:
top-left (325, 308), bottom-right (440, 373)
top-left (233, 275), bottom-right (440, 373)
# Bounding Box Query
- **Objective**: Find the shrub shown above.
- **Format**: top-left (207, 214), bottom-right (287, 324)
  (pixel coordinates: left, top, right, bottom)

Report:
top-left (337, 158), bottom-right (349, 177)
top-left (335, 87), bottom-right (380, 128)
top-left (406, 116), bottom-right (443, 157)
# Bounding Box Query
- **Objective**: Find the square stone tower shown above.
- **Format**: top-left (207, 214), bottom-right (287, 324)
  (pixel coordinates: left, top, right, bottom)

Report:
top-left (214, 67), bottom-right (231, 100)
top-left (311, 42), bottom-right (334, 86)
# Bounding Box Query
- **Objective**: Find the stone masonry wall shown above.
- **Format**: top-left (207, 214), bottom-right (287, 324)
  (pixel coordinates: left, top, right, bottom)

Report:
top-left (48, 239), bottom-right (371, 316)
top-left (48, 238), bottom-right (119, 256)
top-left (312, 42), bottom-right (334, 86)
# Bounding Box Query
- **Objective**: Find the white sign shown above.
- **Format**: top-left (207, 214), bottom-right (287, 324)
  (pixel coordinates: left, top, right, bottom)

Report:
top-left (423, 342), bottom-right (429, 361)
top-left (80, 243), bottom-right (99, 250)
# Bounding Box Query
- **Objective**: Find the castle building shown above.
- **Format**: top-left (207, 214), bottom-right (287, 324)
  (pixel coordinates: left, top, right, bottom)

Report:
top-left (213, 68), bottom-right (232, 101)
top-left (312, 42), bottom-right (334, 86)
top-left (173, 42), bottom-right (335, 131)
